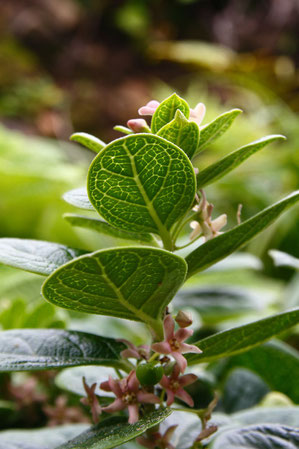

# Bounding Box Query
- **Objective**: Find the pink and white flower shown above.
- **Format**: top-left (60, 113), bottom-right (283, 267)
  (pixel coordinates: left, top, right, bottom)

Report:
top-left (138, 100), bottom-right (206, 126)
top-left (119, 339), bottom-right (150, 360)
top-left (160, 363), bottom-right (197, 407)
top-left (137, 425), bottom-right (178, 449)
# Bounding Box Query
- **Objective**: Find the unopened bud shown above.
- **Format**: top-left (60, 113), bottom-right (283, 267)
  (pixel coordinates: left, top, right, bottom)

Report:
top-left (175, 310), bottom-right (193, 328)
top-left (127, 119), bottom-right (150, 133)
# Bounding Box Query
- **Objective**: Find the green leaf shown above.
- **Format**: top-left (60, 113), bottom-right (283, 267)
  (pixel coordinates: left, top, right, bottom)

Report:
top-left (0, 424), bottom-right (89, 449)
top-left (42, 247), bottom-right (187, 337)
top-left (0, 238), bottom-right (87, 276)
top-left (232, 407), bottom-right (299, 428)
top-left (113, 125), bottom-right (134, 135)
top-left (63, 187), bottom-right (94, 211)
top-left (196, 135), bottom-right (285, 189)
top-left (0, 329), bottom-right (127, 372)
top-left (186, 191), bottom-right (299, 277)
top-left (87, 134), bottom-right (196, 249)
top-left (209, 424), bottom-right (299, 449)
top-left (151, 93), bottom-right (190, 133)
top-left (70, 133), bottom-right (106, 153)
top-left (187, 308), bottom-right (299, 365)
top-left (269, 250), bottom-right (299, 270)
top-left (195, 108), bottom-right (242, 154)
top-left (64, 214), bottom-right (156, 244)
top-left (56, 409), bottom-right (172, 449)
top-left (157, 110), bottom-right (199, 159)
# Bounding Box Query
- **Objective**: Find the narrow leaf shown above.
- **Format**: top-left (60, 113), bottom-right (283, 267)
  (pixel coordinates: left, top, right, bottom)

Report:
top-left (186, 191), bottom-right (299, 277)
top-left (157, 110), bottom-right (199, 159)
top-left (196, 135), bottom-right (285, 189)
top-left (56, 409), bottom-right (172, 449)
top-left (0, 238), bottom-right (87, 276)
top-left (0, 329), bottom-right (127, 371)
top-left (87, 134), bottom-right (196, 241)
top-left (63, 187), bottom-right (94, 211)
top-left (187, 308), bottom-right (299, 365)
top-left (70, 133), bottom-right (106, 153)
top-left (195, 108), bottom-right (242, 153)
top-left (64, 214), bottom-right (156, 244)
top-left (269, 250), bottom-right (299, 270)
top-left (42, 247), bottom-right (187, 337)
top-left (151, 93), bottom-right (190, 133)
top-left (113, 125), bottom-right (134, 135)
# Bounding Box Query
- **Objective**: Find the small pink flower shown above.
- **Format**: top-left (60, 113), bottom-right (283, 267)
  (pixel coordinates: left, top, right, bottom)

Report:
top-left (127, 118), bottom-right (150, 133)
top-left (119, 339), bottom-right (150, 360)
top-left (160, 363), bottom-right (197, 407)
top-left (152, 315), bottom-right (202, 373)
top-left (137, 425), bottom-right (178, 449)
top-left (80, 377), bottom-right (102, 423)
top-left (138, 99), bottom-right (206, 126)
top-left (100, 371), bottom-right (160, 424)
top-left (138, 100), bottom-right (160, 116)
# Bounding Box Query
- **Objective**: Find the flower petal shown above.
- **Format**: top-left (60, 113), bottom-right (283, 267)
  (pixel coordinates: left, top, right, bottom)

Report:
top-left (138, 100), bottom-right (160, 116)
top-left (176, 388), bottom-right (194, 407)
top-left (180, 343), bottom-right (202, 354)
top-left (159, 374), bottom-right (170, 389)
top-left (108, 376), bottom-right (122, 397)
top-left (102, 398), bottom-right (125, 413)
top-left (179, 373), bottom-right (197, 387)
top-left (121, 348), bottom-right (140, 359)
top-left (175, 328), bottom-right (193, 342)
top-left (152, 341), bottom-right (171, 354)
top-left (127, 370), bottom-right (140, 393)
top-left (137, 391), bottom-right (160, 404)
top-left (164, 314), bottom-right (175, 340)
top-left (172, 352), bottom-right (187, 373)
top-left (127, 119), bottom-right (149, 133)
top-left (165, 389), bottom-right (175, 406)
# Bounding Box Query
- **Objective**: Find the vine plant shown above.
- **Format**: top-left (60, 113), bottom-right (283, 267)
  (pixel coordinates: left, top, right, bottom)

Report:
top-left (0, 94), bottom-right (298, 448)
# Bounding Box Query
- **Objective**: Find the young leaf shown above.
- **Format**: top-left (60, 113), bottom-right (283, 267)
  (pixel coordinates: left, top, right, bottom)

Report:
top-left (187, 308), bottom-right (299, 365)
top-left (63, 187), bottom-right (94, 211)
top-left (42, 247), bottom-right (187, 338)
top-left (195, 108), bottom-right (242, 154)
top-left (269, 250), bottom-right (299, 270)
top-left (209, 424), bottom-right (299, 449)
top-left (0, 329), bottom-right (127, 371)
top-left (0, 238), bottom-right (87, 276)
top-left (157, 110), bottom-right (200, 159)
top-left (64, 214), bottom-right (156, 244)
top-left (87, 134), bottom-right (196, 249)
top-left (151, 93), bottom-right (190, 133)
top-left (56, 409), bottom-right (172, 449)
top-left (70, 133), bottom-right (106, 153)
top-left (186, 191), bottom-right (299, 277)
top-left (196, 135), bottom-right (285, 189)
top-left (113, 125), bottom-right (134, 135)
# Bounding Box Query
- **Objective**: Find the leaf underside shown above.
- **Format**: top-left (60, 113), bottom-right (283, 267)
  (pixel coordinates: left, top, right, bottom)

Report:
top-left (87, 133), bottom-right (196, 235)
top-left (70, 133), bottom-right (106, 153)
top-left (63, 187), bottom-right (94, 211)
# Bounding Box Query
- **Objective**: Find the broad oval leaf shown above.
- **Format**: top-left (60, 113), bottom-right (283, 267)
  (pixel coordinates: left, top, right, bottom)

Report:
top-left (195, 108), bottom-right (242, 154)
top-left (186, 191), bottom-right (299, 277)
top-left (70, 133), bottom-right (106, 153)
top-left (42, 247), bottom-right (187, 337)
top-left (196, 135), bottom-right (285, 189)
top-left (56, 409), bottom-right (172, 449)
top-left (0, 424), bottom-right (89, 449)
top-left (0, 329), bottom-right (127, 371)
top-left (157, 110), bottom-right (199, 159)
top-left (63, 187), bottom-right (94, 211)
top-left (87, 134), bottom-right (196, 243)
top-left (187, 308), bottom-right (299, 365)
top-left (233, 407), bottom-right (299, 428)
top-left (64, 214), bottom-right (156, 245)
top-left (269, 250), bottom-right (299, 270)
top-left (209, 424), bottom-right (299, 449)
top-left (0, 238), bottom-right (87, 276)
top-left (151, 93), bottom-right (190, 133)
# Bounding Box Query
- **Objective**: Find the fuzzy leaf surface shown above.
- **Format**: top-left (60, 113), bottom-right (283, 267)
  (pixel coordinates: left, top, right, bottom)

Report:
top-left (195, 108), bottom-right (242, 154)
top-left (186, 191), bottom-right (299, 277)
top-left (42, 247), bottom-right (187, 335)
top-left (187, 308), bottom-right (299, 365)
top-left (196, 135), bottom-right (285, 189)
top-left (0, 238), bottom-right (86, 276)
top-left (56, 409), bottom-right (172, 449)
top-left (157, 110), bottom-right (199, 159)
top-left (87, 134), bottom-right (196, 237)
top-left (0, 329), bottom-right (127, 371)
top-left (70, 133), bottom-right (106, 153)
top-left (151, 93), bottom-right (190, 133)
top-left (63, 187), bottom-right (94, 210)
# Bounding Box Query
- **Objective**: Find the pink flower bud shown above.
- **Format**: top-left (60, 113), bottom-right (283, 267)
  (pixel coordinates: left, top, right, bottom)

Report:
top-left (175, 310), bottom-right (193, 328)
top-left (127, 119), bottom-right (150, 133)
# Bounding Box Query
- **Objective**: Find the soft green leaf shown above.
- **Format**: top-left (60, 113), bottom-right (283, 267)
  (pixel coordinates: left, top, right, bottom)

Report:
top-left (232, 407), bottom-right (299, 428)
top-left (113, 125), bottom-right (134, 135)
top-left (70, 133), bottom-right (106, 153)
top-left (87, 134), bottom-right (196, 247)
top-left (269, 250), bottom-right (299, 270)
top-left (157, 110), bottom-right (199, 159)
top-left (151, 93), bottom-right (190, 133)
top-left (209, 424), bottom-right (299, 449)
top-left (187, 308), bottom-right (299, 365)
top-left (196, 135), bottom-right (285, 189)
top-left (56, 409), bottom-right (172, 449)
top-left (195, 108), bottom-right (242, 154)
top-left (0, 424), bottom-right (89, 449)
top-left (186, 191), bottom-right (299, 277)
top-left (63, 188), bottom-right (94, 211)
top-left (64, 214), bottom-right (156, 244)
top-left (0, 238), bottom-right (87, 276)
top-left (42, 247), bottom-right (187, 337)
top-left (0, 329), bottom-right (127, 371)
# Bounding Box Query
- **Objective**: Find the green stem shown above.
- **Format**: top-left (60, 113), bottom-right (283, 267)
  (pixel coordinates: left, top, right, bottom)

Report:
top-left (172, 212), bottom-right (198, 243)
